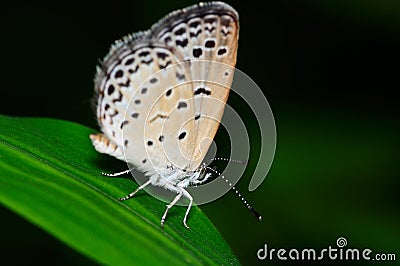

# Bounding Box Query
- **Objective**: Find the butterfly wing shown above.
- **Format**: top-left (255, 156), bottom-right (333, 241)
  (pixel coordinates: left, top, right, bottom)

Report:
top-left (92, 2), bottom-right (239, 173)
top-left (152, 2), bottom-right (239, 170)
top-left (92, 35), bottom-right (197, 173)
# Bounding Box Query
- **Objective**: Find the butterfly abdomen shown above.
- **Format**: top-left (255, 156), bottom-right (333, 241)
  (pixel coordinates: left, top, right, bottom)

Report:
top-left (90, 133), bottom-right (124, 161)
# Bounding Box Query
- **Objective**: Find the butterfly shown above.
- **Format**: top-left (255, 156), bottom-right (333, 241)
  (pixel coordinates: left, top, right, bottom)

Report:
top-left (90, 2), bottom-right (245, 228)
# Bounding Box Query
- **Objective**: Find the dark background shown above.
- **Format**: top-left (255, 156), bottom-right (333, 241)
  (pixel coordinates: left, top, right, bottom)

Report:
top-left (1, 0), bottom-right (399, 265)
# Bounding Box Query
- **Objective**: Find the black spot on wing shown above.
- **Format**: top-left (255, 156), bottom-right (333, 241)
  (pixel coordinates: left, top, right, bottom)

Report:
top-left (221, 28), bottom-right (230, 37)
top-left (159, 60), bottom-right (172, 69)
top-left (114, 70), bottom-right (123, 78)
top-left (175, 39), bottom-right (188, 48)
top-left (157, 52), bottom-right (169, 60)
top-left (194, 87), bottom-right (211, 96)
top-left (118, 79), bottom-right (130, 87)
top-left (205, 40), bottom-right (216, 48)
top-left (125, 58), bottom-right (134, 65)
top-left (217, 48), bottom-right (227, 55)
top-left (139, 51), bottom-right (150, 57)
top-left (205, 26), bottom-right (215, 33)
top-left (107, 85), bottom-right (115, 95)
top-left (164, 36), bottom-right (172, 43)
top-left (178, 132), bottom-right (187, 140)
top-left (141, 58), bottom-right (153, 65)
top-left (176, 73), bottom-right (185, 80)
top-left (174, 27), bottom-right (186, 36)
top-left (220, 17), bottom-right (232, 27)
top-left (112, 91), bottom-right (123, 103)
top-left (109, 109), bottom-right (119, 118)
top-left (193, 48), bottom-right (202, 58)
top-left (149, 114), bottom-right (169, 123)
top-left (177, 101), bottom-right (187, 109)
top-left (120, 120), bottom-right (128, 129)
top-left (204, 17), bottom-right (217, 24)
top-left (189, 21), bottom-right (201, 28)
top-left (190, 29), bottom-right (202, 38)
top-left (128, 65), bottom-right (139, 74)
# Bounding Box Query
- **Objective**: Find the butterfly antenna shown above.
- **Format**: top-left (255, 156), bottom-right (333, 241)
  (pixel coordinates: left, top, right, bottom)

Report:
top-left (205, 157), bottom-right (248, 165)
top-left (206, 166), bottom-right (262, 221)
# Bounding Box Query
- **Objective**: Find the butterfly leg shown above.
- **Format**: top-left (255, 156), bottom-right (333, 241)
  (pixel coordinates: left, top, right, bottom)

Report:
top-left (161, 191), bottom-right (182, 227)
top-left (102, 170), bottom-right (130, 177)
top-left (180, 188), bottom-right (193, 229)
top-left (119, 180), bottom-right (152, 201)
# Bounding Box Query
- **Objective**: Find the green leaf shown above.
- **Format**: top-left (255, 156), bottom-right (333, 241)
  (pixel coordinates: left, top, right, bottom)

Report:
top-left (0, 114), bottom-right (239, 265)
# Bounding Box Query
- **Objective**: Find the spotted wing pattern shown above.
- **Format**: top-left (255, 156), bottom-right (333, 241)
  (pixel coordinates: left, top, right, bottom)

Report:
top-left (91, 2), bottom-right (239, 173)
